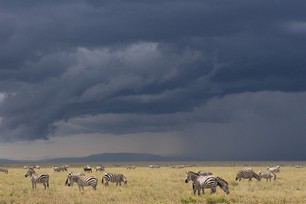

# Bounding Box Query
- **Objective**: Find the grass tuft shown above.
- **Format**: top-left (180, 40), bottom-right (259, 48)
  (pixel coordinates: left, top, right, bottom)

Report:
top-left (206, 195), bottom-right (230, 204)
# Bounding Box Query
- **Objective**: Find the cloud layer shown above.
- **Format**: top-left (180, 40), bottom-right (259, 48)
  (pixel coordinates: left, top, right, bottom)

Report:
top-left (0, 1), bottom-right (305, 160)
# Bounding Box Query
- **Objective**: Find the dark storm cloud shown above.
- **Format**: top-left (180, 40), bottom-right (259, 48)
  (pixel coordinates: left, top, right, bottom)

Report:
top-left (0, 0), bottom-right (305, 160)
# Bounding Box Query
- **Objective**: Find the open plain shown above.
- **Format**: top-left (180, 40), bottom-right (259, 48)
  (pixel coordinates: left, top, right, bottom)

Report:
top-left (0, 162), bottom-right (305, 204)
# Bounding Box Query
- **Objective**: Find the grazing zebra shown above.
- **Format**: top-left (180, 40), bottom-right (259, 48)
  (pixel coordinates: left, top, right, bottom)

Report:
top-left (192, 176), bottom-right (230, 195)
top-left (149, 164), bottom-right (160, 168)
top-left (0, 167), bottom-right (8, 174)
top-left (126, 165), bottom-right (136, 169)
top-left (24, 168), bottom-right (49, 189)
top-left (267, 165), bottom-right (280, 173)
top-left (84, 165), bottom-right (92, 173)
top-left (258, 171), bottom-right (276, 181)
top-left (52, 166), bottom-right (68, 172)
top-left (102, 173), bottom-right (128, 186)
top-left (197, 170), bottom-right (213, 176)
top-left (185, 171), bottom-right (217, 195)
top-left (66, 173), bottom-right (97, 191)
top-left (235, 170), bottom-right (261, 181)
top-left (65, 172), bottom-right (86, 186)
top-left (95, 165), bottom-right (105, 172)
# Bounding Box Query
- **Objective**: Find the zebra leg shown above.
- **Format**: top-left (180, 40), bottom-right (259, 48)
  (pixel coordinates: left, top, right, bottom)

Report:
top-left (210, 186), bottom-right (217, 194)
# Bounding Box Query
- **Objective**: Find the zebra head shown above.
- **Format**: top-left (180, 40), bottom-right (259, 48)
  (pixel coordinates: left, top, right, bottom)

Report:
top-left (24, 168), bottom-right (35, 177)
top-left (122, 175), bottom-right (128, 184)
top-left (252, 172), bottom-right (261, 181)
top-left (66, 173), bottom-right (76, 186)
top-left (184, 171), bottom-right (199, 183)
top-left (217, 177), bottom-right (230, 195)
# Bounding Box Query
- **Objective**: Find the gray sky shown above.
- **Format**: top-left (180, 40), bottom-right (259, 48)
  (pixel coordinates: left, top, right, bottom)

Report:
top-left (0, 0), bottom-right (306, 160)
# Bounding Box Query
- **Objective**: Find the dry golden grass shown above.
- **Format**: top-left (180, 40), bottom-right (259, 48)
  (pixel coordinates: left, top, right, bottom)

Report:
top-left (0, 162), bottom-right (305, 203)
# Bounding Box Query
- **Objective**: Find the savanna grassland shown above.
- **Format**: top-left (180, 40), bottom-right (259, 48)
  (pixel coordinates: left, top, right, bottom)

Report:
top-left (0, 162), bottom-right (305, 204)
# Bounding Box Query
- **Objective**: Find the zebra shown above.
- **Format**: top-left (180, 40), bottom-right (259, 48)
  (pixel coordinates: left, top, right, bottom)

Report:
top-left (126, 165), bottom-right (136, 169)
top-left (102, 173), bottom-right (127, 186)
top-left (258, 171), bottom-right (276, 181)
top-left (197, 170), bottom-right (213, 176)
top-left (149, 164), bottom-right (160, 168)
top-left (95, 165), bottom-right (105, 172)
top-left (192, 176), bottom-right (230, 195)
top-left (24, 168), bottom-right (49, 189)
top-left (84, 165), bottom-right (92, 173)
top-left (66, 173), bottom-right (97, 191)
top-left (184, 171), bottom-right (217, 195)
top-left (235, 170), bottom-right (261, 181)
top-left (267, 165), bottom-right (280, 173)
top-left (52, 166), bottom-right (68, 172)
top-left (65, 172), bottom-right (86, 186)
top-left (0, 167), bottom-right (8, 174)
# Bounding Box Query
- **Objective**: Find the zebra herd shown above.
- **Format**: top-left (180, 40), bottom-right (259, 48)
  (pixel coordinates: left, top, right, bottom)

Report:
top-left (184, 165), bottom-right (281, 196)
top-left (0, 164), bottom-right (283, 195)
top-left (21, 166), bottom-right (128, 191)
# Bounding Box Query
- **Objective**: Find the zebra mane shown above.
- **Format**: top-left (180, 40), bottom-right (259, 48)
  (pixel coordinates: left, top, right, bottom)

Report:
top-left (186, 171), bottom-right (200, 176)
top-left (28, 168), bottom-right (35, 173)
top-left (217, 177), bottom-right (228, 185)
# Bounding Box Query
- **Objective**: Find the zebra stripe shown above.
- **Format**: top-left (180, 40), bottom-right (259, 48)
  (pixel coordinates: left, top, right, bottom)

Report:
top-left (66, 173), bottom-right (97, 191)
top-left (258, 171), bottom-right (276, 181)
top-left (24, 168), bottom-right (49, 189)
top-left (102, 173), bottom-right (127, 186)
top-left (194, 176), bottom-right (217, 195)
top-left (235, 170), bottom-right (261, 181)
top-left (0, 167), bottom-right (8, 174)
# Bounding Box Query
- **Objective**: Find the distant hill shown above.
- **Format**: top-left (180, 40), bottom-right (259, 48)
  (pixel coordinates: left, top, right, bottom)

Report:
top-left (0, 158), bottom-right (19, 163)
top-left (39, 153), bottom-right (184, 163)
top-left (0, 153), bottom-right (195, 163)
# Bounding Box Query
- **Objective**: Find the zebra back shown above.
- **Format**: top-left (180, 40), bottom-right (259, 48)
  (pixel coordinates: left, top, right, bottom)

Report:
top-left (197, 170), bottom-right (213, 176)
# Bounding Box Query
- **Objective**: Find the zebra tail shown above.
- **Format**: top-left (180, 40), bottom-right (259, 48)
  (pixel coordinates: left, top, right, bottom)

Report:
top-left (102, 177), bottom-right (104, 184)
